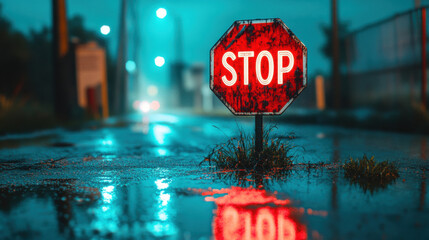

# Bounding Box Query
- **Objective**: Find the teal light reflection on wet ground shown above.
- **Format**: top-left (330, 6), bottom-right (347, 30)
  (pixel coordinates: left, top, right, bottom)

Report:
top-left (91, 184), bottom-right (119, 234)
top-left (153, 125), bottom-right (172, 145)
top-left (156, 147), bottom-right (169, 156)
top-left (146, 178), bottom-right (178, 237)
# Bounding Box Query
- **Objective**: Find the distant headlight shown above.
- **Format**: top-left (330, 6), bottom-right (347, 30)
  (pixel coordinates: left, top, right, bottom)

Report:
top-left (139, 101), bottom-right (151, 113)
top-left (151, 101), bottom-right (160, 111)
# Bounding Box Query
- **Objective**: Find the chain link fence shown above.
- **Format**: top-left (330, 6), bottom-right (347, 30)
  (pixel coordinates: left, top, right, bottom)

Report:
top-left (343, 7), bottom-right (428, 109)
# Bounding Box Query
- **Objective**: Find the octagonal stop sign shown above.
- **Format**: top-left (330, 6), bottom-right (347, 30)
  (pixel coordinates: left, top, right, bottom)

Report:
top-left (210, 19), bottom-right (307, 115)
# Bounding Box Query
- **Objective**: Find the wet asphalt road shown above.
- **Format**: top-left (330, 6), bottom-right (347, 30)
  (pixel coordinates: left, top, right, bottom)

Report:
top-left (0, 112), bottom-right (428, 239)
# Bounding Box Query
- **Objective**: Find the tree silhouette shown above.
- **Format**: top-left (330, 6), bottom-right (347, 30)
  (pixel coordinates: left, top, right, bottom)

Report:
top-left (0, 10), bottom-right (114, 106)
top-left (0, 4), bottom-right (29, 97)
top-left (320, 22), bottom-right (350, 63)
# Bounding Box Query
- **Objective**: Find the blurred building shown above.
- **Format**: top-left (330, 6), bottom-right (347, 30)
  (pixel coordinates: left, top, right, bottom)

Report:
top-left (170, 62), bottom-right (220, 113)
top-left (169, 62), bottom-right (186, 108)
top-left (75, 41), bottom-right (109, 118)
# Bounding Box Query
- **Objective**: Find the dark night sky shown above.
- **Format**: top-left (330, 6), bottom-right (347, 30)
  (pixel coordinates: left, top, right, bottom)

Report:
top-left (0, 0), bottom-right (420, 101)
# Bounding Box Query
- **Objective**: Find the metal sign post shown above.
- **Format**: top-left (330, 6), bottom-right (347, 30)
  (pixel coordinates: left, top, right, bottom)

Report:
top-left (255, 115), bottom-right (263, 154)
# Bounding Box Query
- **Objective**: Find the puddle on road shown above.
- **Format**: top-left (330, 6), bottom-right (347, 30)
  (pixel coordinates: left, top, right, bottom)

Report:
top-left (1, 164), bottom-right (427, 240)
top-left (0, 181), bottom-right (322, 239)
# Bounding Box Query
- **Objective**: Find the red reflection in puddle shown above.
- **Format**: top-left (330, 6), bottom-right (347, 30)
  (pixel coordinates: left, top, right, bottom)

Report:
top-left (202, 186), bottom-right (307, 240)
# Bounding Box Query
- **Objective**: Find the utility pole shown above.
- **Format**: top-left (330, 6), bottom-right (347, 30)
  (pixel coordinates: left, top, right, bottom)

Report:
top-left (114, 0), bottom-right (128, 115)
top-left (422, 8), bottom-right (427, 111)
top-left (332, 0), bottom-right (341, 109)
top-left (174, 16), bottom-right (183, 63)
top-left (52, 0), bottom-right (76, 119)
top-left (130, 0), bottom-right (141, 103)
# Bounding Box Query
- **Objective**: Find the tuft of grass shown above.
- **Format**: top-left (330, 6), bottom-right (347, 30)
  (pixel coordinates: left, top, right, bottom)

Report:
top-left (201, 126), bottom-right (295, 186)
top-left (343, 155), bottom-right (399, 193)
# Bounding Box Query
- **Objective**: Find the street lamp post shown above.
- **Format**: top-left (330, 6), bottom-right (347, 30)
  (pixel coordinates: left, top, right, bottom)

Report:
top-left (129, 0), bottom-right (142, 111)
top-left (114, 0), bottom-right (128, 116)
top-left (155, 8), bottom-right (183, 62)
top-left (156, 7), bottom-right (185, 108)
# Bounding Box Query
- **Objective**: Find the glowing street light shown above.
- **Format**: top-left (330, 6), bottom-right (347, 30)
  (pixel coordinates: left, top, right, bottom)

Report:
top-left (139, 101), bottom-right (151, 113)
top-left (151, 101), bottom-right (160, 111)
top-left (126, 60), bottom-right (136, 73)
top-left (154, 56), bottom-right (165, 67)
top-left (100, 25), bottom-right (111, 35)
top-left (156, 8), bottom-right (167, 19)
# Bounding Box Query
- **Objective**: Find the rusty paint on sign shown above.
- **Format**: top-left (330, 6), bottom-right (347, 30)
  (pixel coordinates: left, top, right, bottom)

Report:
top-left (210, 18), bottom-right (307, 115)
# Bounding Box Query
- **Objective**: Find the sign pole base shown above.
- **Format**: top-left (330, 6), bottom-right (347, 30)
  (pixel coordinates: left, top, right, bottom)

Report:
top-left (255, 115), bottom-right (263, 156)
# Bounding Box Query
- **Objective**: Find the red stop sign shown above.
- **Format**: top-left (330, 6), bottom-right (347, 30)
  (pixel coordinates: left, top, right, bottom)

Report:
top-left (210, 19), bottom-right (307, 115)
